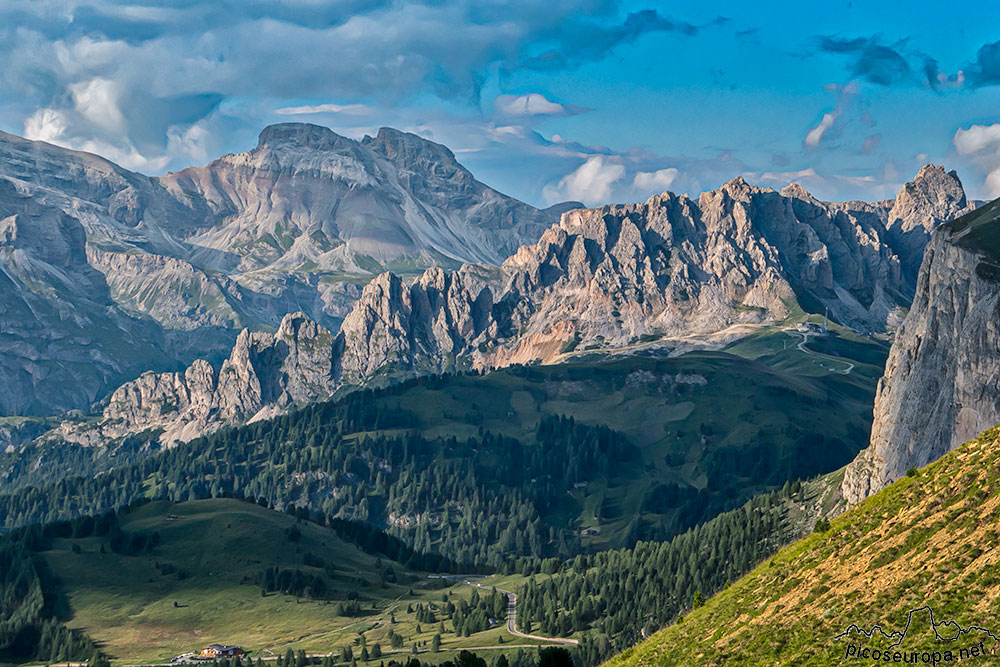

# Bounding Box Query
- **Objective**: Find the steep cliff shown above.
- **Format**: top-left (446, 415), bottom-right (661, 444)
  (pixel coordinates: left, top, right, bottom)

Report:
top-left (48, 312), bottom-right (339, 446)
top-left (42, 170), bottom-right (976, 447)
top-left (0, 124), bottom-right (568, 415)
top-left (842, 198), bottom-right (1000, 504)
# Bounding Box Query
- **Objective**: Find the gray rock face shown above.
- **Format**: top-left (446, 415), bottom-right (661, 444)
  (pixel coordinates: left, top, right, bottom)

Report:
top-left (0, 124), bottom-right (567, 415)
top-left (51, 312), bottom-right (339, 445)
top-left (842, 200), bottom-right (1000, 504)
top-left (335, 171), bottom-right (969, 373)
top-left (886, 164), bottom-right (971, 282)
top-left (51, 170), bottom-right (977, 447)
top-left (0, 178), bottom-right (175, 414)
top-left (0, 419), bottom-right (53, 453)
top-left (162, 124), bottom-right (564, 270)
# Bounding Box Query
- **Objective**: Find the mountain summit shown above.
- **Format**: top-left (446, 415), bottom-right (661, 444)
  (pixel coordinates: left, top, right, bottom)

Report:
top-left (162, 123), bottom-right (566, 270)
top-left (0, 124), bottom-right (570, 415)
top-left (33, 166), bottom-right (976, 447)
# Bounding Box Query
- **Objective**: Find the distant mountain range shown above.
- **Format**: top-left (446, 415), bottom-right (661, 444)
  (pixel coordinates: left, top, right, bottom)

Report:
top-left (0, 122), bottom-right (979, 451)
top-left (13, 160), bottom-right (974, 450)
top-left (0, 124), bottom-right (573, 415)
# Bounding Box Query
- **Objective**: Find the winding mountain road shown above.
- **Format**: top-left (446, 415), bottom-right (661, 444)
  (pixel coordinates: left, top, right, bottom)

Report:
top-left (462, 579), bottom-right (579, 646)
top-left (786, 329), bottom-right (854, 375)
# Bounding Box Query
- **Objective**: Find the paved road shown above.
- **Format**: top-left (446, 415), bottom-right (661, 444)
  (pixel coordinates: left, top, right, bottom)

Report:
top-left (462, 580), bottom-right (579, 646)
top-left (787, 330), bottom-right (854, 375)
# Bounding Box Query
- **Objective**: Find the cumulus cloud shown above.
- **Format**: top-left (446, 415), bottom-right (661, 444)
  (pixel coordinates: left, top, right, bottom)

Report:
top-left (954, 123), bottom-right (1000, 155)
top-left (543, 156), bottom-right (626, 205)
top-left (69, 78), bottom-right (126, 132)
top-left (632, 167), bottom-right (679, 193)
top-left (954, 122), bottom-right (1000, 197)
top-left (0, 1), bottom-right (717, 174)
top-left (24, 109), bottom-right (70, 144)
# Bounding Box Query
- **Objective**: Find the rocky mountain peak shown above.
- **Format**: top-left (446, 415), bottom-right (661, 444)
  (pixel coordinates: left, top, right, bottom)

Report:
top-left (780, 182), bottom-right (818, 202)
top-left (842, 200), bottom-right (1000, 505)
top-left (890, 164), bottom-right (967, 232)
top-left (362, 126), bottom-right (459, 166)
top-left (715, 175), bottom-right (768, 200)
top-left (886, 163), bottom-right (971, 281)
top-left (256, 122), bottom-right (354, 152)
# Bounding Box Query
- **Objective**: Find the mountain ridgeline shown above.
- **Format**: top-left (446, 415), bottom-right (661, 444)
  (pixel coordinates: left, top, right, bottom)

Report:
top-left (0, 124), bottom-right (571, 416)
top-left (0, 120), bottom-right (972, 420)
top-left (843, 197), bottom-right (1000, 504)
top-left (17, 162), bottom-right (972, 448)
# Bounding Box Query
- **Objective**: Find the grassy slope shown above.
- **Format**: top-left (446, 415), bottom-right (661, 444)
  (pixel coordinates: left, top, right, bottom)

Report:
top-left (606, 427), bottom-right (1000, 666)
top-left (41, 499), bottom-right (544, 665)
top-left (359, 334), bottom-right (883, 549)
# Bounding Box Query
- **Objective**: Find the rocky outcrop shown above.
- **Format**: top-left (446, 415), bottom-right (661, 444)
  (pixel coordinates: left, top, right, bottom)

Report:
top-left (50, 312), bottom-right (339, 446)
top-left (0, 125), bottom-right (568, 415)
top-left (886, 164), bottom-right (971, 282)
top-left (0, 178), bottom-right (176, 414)
top-left (47, 170), bottom-right (980, 448)
top-left (0, 419), bottom-right (53, 453)
top-left (842, 199), bottom-right (1000, 504)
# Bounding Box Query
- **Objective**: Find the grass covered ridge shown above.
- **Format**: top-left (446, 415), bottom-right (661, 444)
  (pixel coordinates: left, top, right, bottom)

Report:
top-left (40, 499), bottom-right (546, 665)
top-left (606, 426), bottom-right (1000, 666)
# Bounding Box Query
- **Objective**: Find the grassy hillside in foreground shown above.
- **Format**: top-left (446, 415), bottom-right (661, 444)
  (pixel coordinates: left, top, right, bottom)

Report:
top-left (37, 499), bottom-right (545, 665)
top-left (606, 426), bottom-right (1000, 666)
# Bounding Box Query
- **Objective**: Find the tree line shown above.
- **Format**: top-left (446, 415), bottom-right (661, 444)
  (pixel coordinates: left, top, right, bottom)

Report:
top-left (0, 404), bottom-right (635, 569)
top-left (0, 506), bottom-right (160, 662)
top-left (515, 480), bottom-right (807, 665)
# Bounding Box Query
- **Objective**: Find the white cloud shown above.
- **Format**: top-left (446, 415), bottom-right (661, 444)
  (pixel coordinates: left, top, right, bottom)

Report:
top-left (802, 81), bottom-right (857, 150)
top-left (69, 78), bottom-right (126, 133)
top-left (167, 122), bottom-right (212, 164)
top-left (76, 137), bottom-right (170, 172)
top-left (543, 156), bottom-right (626, 205)
top-left (275, 103), bottom-right (372, 115)
top-left (985, 169), bottom-right (1000, 198)
top-left (24, 108), bottom-right (69, 144)
top-left (494, 93), bottom-right (566, 117)
top-left (804, 112), bottom-right (836, 148)
top-left (632, 167), bottom-right (679, 193)
top-left (953, 123), bottom-right (1000, 197)
top-left (954, 123), bottom-right (1000, 155)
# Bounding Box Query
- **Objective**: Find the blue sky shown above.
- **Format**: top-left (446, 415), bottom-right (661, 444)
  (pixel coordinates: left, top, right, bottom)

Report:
top-left (4, 1), bottom-right (1000, 207)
